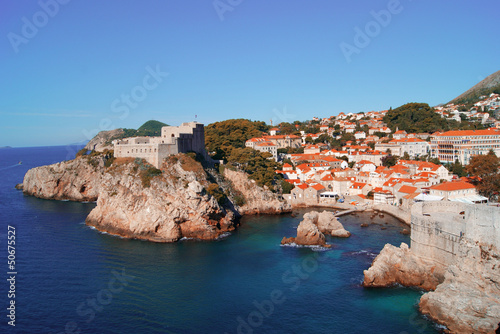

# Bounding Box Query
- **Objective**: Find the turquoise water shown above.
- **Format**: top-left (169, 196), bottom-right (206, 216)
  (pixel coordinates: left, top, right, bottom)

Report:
top-left (0, 146), bottom-right (440, 333)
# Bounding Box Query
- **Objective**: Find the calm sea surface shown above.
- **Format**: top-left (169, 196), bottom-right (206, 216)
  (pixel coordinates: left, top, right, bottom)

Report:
top-left (0, 146), bottom-right (441, 333)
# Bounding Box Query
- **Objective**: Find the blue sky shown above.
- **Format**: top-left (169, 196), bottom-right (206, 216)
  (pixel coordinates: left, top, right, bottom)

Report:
top-left (1, 0), bottom-right (499, 147)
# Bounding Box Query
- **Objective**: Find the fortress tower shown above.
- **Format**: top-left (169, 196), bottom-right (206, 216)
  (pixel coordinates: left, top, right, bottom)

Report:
top-left (113, 122), bottom-right (208, 168)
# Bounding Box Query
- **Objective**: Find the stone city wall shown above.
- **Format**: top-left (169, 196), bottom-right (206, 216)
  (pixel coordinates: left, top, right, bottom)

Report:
top-left (410, 202), bottom-right (500, 266)
top-left (373, 203), bottom-right (411, 225)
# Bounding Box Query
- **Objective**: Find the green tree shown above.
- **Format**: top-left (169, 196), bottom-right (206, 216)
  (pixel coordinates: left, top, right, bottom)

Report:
top-left (205, 119), bottom-right (268, 160)
top-left (428, 157), bottom-right (441, 165)
top-left (227, 147), bottom-right (281, 190)
top-left (280, 179), bottom-right (295, 194)
top-left (314, 134), bottom-right (330, 144)
top-left (383, 102), bottom-right (450, 133)
top-left (382, 155), bottom-right (398, 167)
top-left (449, 159), bottom-right (466, 177)
top-left (465, 150), bottom-right (500, 199)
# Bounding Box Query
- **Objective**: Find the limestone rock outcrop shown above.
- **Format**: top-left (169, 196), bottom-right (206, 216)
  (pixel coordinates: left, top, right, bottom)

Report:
top-left (281, 210), bottom-right (350, 247)
top-left (84, 128), bottom-right (124, 152)
top-left (22, 156), bottom-right (104, 201)
top-left (419, 241), bottom-right (500, 334)
top-left (22, 153), bottom-right (236, 242)
top-left (223, 168), bottom-right (291, 215)
top-left (295, 217), bottom-right (327, 246)
top-left (281, 216), bottom-right (328, 247)
top-left (363, 243), bottom-right (445, 291)
top-left (305, 211), bottom-right (351, 238)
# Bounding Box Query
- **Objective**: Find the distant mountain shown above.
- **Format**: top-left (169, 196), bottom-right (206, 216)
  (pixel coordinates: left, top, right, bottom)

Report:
top-left (69, 140), bottom-right (90, 146)
top-left (84, 120), bottom-right (169, 152)
top-left (449, 70), bottom-right (500, 105)
top-left (136, 120), bottom-right (167, 136)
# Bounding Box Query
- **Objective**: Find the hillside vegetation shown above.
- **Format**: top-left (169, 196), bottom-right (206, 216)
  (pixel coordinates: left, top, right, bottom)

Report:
top-left (383, 103), bottom-right (450, 133)
top-left (450, 70), bottom-right (500, 105)
top-left (205, 119), bottom-right (268, 160)
top-left (383, 103), bottom-right (486, 134)
top-left (205, 119), bottom-right (281, 190)
top-left (106, 120), bottom-right (168, 144)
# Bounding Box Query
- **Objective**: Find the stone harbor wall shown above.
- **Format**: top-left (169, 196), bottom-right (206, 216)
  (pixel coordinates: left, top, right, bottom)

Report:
top-left (373, 203), bottom-right (411, 225)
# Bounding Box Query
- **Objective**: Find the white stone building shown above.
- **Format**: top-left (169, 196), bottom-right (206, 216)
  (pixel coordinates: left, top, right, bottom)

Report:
top-left (113, 122), bottom-right (207, 168)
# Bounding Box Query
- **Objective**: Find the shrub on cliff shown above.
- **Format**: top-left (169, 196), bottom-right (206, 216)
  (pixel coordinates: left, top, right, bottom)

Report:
top-left (206, 183), bottom-right (226, 205)
top-left (226, 147), bottom-right (281, 190)
top-left (76, 148), bottom-right (89, 158)
top-left (139, 166), bottom-right (163, 188)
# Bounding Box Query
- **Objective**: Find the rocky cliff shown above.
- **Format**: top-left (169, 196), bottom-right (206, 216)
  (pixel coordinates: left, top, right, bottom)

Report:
top-left (223, 168), bottom-right (291, 215)
top-left (363, 243), bottom-right (445, 291)
top-left (419, 241), bottom-right (500, 334)
top-left (22, 153), bottom-right (236, 242)
top-left (84, 129), bottom-right (124, 152)
top-left (363, 241), bottom-right (500, 333)
top-left (22, 155), bottom-right (104, 201)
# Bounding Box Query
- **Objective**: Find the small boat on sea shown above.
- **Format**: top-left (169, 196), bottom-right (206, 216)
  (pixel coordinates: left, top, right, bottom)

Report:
top-left (18, 161), bottom-right (22, 165)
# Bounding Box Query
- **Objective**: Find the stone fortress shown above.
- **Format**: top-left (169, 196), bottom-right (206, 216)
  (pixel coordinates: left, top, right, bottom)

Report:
top-left (410, 201), bottom-right (500, 266)
top-left (113, 122), bottom-right (208, 168)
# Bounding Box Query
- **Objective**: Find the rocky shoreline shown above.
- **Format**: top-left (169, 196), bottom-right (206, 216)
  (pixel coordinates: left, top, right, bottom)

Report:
top-left (363, 242), bottom-right (445, 291)
top-left (20, 152), bottom-right (289, 242)
top-left (363, 241), bottom-right (500, 333)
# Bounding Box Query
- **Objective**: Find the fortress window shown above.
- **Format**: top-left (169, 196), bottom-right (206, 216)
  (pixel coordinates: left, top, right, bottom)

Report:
top-left (171, 134), bottom-right (175, 137)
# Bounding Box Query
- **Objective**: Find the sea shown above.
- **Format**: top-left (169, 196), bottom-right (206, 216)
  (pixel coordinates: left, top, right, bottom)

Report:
top-left (0, 145), bottom-right (442, 334)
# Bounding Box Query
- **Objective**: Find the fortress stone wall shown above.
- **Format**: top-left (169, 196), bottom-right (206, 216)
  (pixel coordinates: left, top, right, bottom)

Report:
top-left (113, 122), bottom-right (207, 168)
top-left (410, 202), bottom-right (500, 266)
top-left (373, 203), bottom-right (411, 225)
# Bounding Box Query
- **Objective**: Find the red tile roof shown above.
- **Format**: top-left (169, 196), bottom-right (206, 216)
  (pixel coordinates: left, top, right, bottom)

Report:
top-left (311, 184), bottom-right (326, 191)
top-left (321, 174), bottom-right (334, 181)
top-left (430, 181), bottom-right (475, 191)
top-left (398, 185), bottom-right (418, 194)
top-left (433, 128), bottom-right (500, 137)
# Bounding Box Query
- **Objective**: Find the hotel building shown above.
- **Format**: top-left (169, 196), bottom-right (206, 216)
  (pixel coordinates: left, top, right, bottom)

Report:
top-left (430, 128), bottom-right (500, 165)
